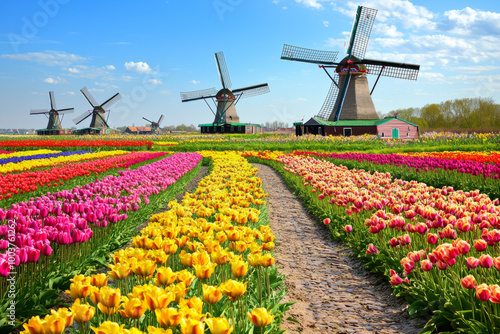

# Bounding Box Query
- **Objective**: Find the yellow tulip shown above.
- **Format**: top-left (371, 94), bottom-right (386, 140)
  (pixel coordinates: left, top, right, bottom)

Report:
top-left (176, 235), bottom-right (190, 248)
top-left (144, 288), bottom-right (174, 311)
top-left (52, 308), bottom-right (73, 328)
top-left (147, 250), bottom-right (170, 265)
top-left (123, 328), bottom-right (145, 334)
top-left (180, 317), bottom-right (205, 334)
top-left (41, 313), bottom-right (66, 334)
top-left (119, 296), bottom-right (147, 319)
top-left (22, 316), bottom-right (44, 334)
top-left (147, 326), bottom-right (173, 334)
top-left (170, 282), bottom-right (188, 304)
top-left (65, 280), bottom-right (91, 300)
top-left (90, 273), bottom-right (109, 288)
top-left (215, 231), bottom-right (227, 243)
top-left (107, 263), bottom-right (132, 280)
top-left (132, 259), bottom-right (157, 279)
top-left (262, 242), bottom-right (275, 251)
top-left (229, 241), bottom-right (247, 253)
top-left (193, 262), bottom-right (217, 280)
top-left (247, 253), bottom-right (261, 267)
top-left (97, 302), bottom-right (119, 315)
top-left (202, 284), bottom-right (223, 305)
top-left (179, 250), bottom-right (194, 267)
top-left (99, 286), bottom-right (121, 308)
top-left (205, 317), bottom-right (234, 334)
top-left (247, 308), bottom-right (275, 327)
top-left (211, 249), bottom-right (231, 265)
top-left (230, 260), bottom-right (248, 278)
top-left (220, 280), bottom-right (247, 302)
top-left (91, 321), bottom-right (125, 334)
top-left (70, 299), bottom-right (95, 324)
top-left (155, 308), bottom-right (182, 327)
top-left (176, 269), bottom-right (195, 286)
top-left (154, 267), bottom-right (178, 287)
top-left (178, 296), bottom-right (203, 313)
top-left (259, 253), bottom-right (275, 267)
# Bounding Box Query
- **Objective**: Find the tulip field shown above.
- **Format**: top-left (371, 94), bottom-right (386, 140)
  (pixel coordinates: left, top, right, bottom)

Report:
top-left (0, 132), bottom-right (499, 333)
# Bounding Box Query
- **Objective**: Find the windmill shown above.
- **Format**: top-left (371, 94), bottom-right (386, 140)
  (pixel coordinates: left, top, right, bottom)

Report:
top-left (142, 114), bottom-right (164, 133)
top-left (73, 87), bottom-right (121, 131)
top-left (281, 5), bottom-right (420, 122)
top-left (30, 91), bottom-right (74, 135)
top-left (180, 52), bottom-right (270, 127)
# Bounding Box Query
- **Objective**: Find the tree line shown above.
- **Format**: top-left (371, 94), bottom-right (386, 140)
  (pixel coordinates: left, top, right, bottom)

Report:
top-left (386, 97), bottom-right (500, 131)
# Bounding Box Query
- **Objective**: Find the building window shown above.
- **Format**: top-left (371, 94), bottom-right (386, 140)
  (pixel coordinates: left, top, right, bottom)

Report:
top-left (231, 126), bottom-right (234, 132)
top-left (381, 132), bottom-right (385, 137)
top-left (238, 126), bottom-right (241, 132)
top-left (343, 128), bottom-right (352, 136)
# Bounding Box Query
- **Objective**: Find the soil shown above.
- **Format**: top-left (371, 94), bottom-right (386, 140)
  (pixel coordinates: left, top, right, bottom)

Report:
top-left (254, 163), bottom-right (428, 334)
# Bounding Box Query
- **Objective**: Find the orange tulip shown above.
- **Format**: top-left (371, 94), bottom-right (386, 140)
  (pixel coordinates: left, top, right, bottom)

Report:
top-left (22, 316), bottom-right (44, 334)
top-left (99, 286), bottom-right (121, 308)
top-left (52, 308), bottom-right (73, 328)
top-left (41, 313), bottom-right (66, 334)
top-left (65, 280), bottom-right (91, 300)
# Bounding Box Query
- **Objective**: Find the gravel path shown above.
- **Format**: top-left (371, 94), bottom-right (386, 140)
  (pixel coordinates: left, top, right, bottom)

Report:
top-left (254, 163), bottom-right (427, 334)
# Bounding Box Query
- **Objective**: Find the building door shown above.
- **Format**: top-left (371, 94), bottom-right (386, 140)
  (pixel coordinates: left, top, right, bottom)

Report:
top-left (343, 128), bottom-right (352, 136)
top-left (392, 128), bottom-right (399, 139)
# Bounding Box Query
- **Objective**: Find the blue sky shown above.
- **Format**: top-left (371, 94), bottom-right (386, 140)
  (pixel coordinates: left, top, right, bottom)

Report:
top-left (1, 0), bottom-right (500, 129)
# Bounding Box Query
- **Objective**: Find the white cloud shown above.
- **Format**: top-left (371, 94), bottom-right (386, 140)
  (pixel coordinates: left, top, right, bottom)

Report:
top-left (2, 51), bottom-right (86, 66)
top-left (65, 65), bottom-right (117, 80)
top-left (105, 65), bottom-right (116, 70)
top-left (95, 82), bottom-right (119, 89)
top-left (295, 0), bottom-right (326, 9)
top-left (43, 76), bottom-right (67, 84)
top-left (147, 79), bottom-right (163, 85)
top-left (442, 7), bottom-right (500, 37)
top-left (373, 23), bottom-right (403, 37)
top-left (89, 88), bottom-right (105, 93)
top-left (124, 61), bottom-right (152, 74)
top-left (62, 91), bottom-right (76, 96)
top-left (190, 80), bottom-right (200, 85)
top-left (323, 20), bottom-right (329, 28)
top-left (282, 6), bottom-right (288, 10)
top-left (455, 65), bottom-right (500, 73)
top-left (68, 67), bottom-right (81, 74)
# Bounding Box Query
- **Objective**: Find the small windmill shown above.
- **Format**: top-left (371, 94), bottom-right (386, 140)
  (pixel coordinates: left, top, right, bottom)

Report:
top-left (180, 51), bottom-right (270, 125)
top-left (30, 91), bottom-right (74, 134)
top-left (281, 5), bottom-right (420, 122)
top-left (142, 115), bottom-right (164, 133)
top-left (73, 87), bottom-right (121, 129)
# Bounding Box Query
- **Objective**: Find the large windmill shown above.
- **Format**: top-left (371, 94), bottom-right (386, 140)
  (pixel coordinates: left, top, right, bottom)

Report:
top-left (180, 52), bottom-right (270, 133)
top-left (72, 87), bottom-right (121, 134)
top-left (281, 5), bottom-right (420, 124)
top-left (30, 91), bottom-right (74, 135)
top-left (142, 114), bottom-right (164, 134)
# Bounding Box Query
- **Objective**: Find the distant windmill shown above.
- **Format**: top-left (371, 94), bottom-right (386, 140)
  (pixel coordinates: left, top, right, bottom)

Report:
top-left (281, 5), bottom-right (420, 122)
top-left (142, 114), bottom-right (164, 133)
top-left (73, 87), bottom-right (121, 129)
top-left (180, 51), bottom-right (270, 125)
top-left (30, 91), bottom-right (74, 135)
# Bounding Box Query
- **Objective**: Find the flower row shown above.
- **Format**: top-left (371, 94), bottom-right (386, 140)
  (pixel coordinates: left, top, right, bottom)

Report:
top-left (20, 151), bottom-right (281, 334)
top-left (0, 150), bottom-right (92, 166)
top-left (0, 150), bottom-right (128, 174)
top-left (0, 140), bottom-right (153, 149)
top-left (399, 151), bottom-right (500, 164)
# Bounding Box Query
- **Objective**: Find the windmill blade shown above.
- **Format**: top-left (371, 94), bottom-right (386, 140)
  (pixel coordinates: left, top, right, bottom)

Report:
top-left (214, 52), bottom-right (232, 90)
top-left (101, 93), bottom-right (122, 109)
top-left (73, 110), bottom-right (93, 125)
top-left (142, 117), bottom-right (153, 123)
top-left (49, 91), bottom-right (57, 110)
top-left (316, 77), bottom-right (340, 120)
top-left (80, 87), bottom-right (98, 107)
top-left (56, 108), bottom-right (74, 114)
top-left (332, 71), bottom-right (352, 122)
top-left (347, 6), bottom-right (377, 59)
top-left (30, 109), bottom-right (49, 115)
top-left (232, 83), bottom-right (270, 99)
top-left (180, 88), bottom-right (218, 102)
top-left (281, 44), bottom-right (339, 65)
top-left (157, 115), bottom-right (164, 126)
top-left (363, 59), bottom-right (420, 80)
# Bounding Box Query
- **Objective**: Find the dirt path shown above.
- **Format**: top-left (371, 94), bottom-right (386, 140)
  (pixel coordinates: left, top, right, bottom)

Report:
top-left (254, 163), bottom-right (427, 334)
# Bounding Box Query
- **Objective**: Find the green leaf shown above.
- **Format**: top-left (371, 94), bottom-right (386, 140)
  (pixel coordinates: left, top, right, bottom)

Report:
top-left (286, 316), bottom-right (300, 324)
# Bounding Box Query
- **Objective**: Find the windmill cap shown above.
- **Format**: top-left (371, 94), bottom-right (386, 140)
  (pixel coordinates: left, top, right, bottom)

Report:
top-left (336, 55), bottom-right (367, 73)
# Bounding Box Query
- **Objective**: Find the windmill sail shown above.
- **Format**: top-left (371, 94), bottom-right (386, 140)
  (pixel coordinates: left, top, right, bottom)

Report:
top-left (215, 52), bottom-right (232, 90)
top-left (232, 83), bottom-right (270, 98)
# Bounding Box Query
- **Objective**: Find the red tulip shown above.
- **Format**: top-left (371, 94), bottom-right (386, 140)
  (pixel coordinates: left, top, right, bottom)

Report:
top-left (323, 218), bottom-right (330, 225)
top-left (343, 225), bottom-right (352, 233)
top-left (366, 243), bottom-right (379, 254)
top-left (476, 283), bottom-right (491, 301)
top-left (460, 275), bottom-right (476, 289)
top-left (420, 259), bottom-right (432, 272)
top-left (474, 239), bottom-right (487, 252)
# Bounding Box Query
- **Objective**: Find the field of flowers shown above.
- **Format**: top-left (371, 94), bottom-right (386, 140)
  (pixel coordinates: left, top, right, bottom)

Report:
top-left (0, 132), bottom-right (499, 333)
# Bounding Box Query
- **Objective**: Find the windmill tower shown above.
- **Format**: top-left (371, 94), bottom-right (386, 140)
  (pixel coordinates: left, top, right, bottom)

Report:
top-left (72, 87), bottom-right (122, 134)
top-left (281, 5), bottom-right (420, 124)
top-left (180, 52), bottom-right (270, 133)
top-left (30, 91), bottom-right (74, 135)
top-left (142, 115), bottom-right (164, 134)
